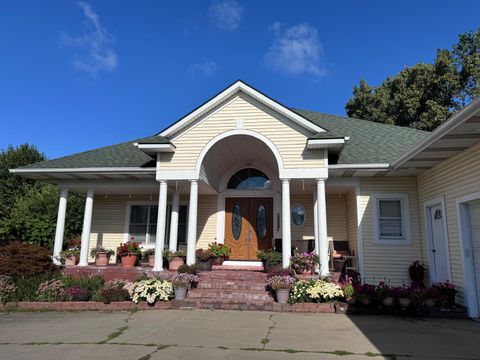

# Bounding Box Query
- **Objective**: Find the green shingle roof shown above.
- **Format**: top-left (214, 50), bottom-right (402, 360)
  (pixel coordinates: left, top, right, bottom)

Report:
top-left (294, 109), bottom-right (430, 164)
top-left (17, 110), bottom-right (429, 170)
top-left (20, 135), bottom-right (168, 169)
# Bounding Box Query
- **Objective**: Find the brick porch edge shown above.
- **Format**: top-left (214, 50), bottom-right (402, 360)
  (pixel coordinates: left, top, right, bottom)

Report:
top-left (0, 301), bottom-right (336, 313)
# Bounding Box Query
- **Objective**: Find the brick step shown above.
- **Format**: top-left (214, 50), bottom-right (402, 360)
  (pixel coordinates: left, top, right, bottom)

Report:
top-left (198, 271), bottom-right (268, 281)
top-left (195, 282), bottom-right (267, 291)
top-left (188, 289), bottom-right (274, 302)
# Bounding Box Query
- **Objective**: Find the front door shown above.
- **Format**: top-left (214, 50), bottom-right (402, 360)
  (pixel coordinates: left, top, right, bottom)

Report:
top-left (225, 197), bottom-right (273, 260)
top-left (428, 204), bottom-right (450, 283)
top-left (468, 200), bottom-right (480, 315)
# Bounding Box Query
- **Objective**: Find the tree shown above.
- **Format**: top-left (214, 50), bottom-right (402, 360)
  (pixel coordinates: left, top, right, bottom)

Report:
top-left (345, 29), bottom-right (480, 131)
top-left (0, 144), bottom-right (84, 247)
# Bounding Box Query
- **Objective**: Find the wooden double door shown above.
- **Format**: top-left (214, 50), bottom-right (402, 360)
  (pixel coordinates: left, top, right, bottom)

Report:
top-left (225, 197), bottom-right (273, 261)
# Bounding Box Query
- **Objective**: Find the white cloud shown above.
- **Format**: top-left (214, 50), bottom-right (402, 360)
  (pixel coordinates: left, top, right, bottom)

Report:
top-left (60, 2), bottom-right (118, 75)
top-left (189, 59), bottom-right (217, 76)
top-left (209, 0), bottom-right (244, 32)
top-left (264, 22), bottom-right (326, 77)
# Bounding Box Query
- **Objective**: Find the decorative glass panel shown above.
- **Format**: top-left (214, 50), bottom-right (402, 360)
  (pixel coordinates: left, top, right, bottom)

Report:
top-left (232, 204), bottom-right (242, 240)
top-left (434, 209), bottom-right (442, 220)
top-left (291, 204), bottom-right (305, 227)
top-left (256, 205), bottom-right (266, 239)
top-left (227, 168), bottom-right (271, 190)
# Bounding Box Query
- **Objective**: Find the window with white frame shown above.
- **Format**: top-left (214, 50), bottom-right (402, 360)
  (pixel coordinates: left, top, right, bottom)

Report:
top-left (128, 205), bottom-right (158, 244)
top-left (373, 194), bottom-right (411, 244)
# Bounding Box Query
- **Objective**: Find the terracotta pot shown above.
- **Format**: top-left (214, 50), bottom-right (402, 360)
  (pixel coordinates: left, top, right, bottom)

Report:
top-left (399, 297), bottom-right (411, 308)
top-left (197, 258), bottom-right (213, 271)
top-left (148, 254), bottom-right (155, 267)
top-left (121, 254), bottom-right (137, 267)
top-left (95, 252), bottom-right (109, 266)
top-left (169, 256), bottom-right (185, 271)
top-left (276, 289), bottom-right (290, 304)
top-left (174, 287), bottom-right (188, 300)
top-left (212, 256), bottom-right (225, 266)
top-left (346, 296), bottom-right (356, 305)
top-left (382, 297), bottom-right (394, 307)
top-left (64, 255), bottom-right (78, 266)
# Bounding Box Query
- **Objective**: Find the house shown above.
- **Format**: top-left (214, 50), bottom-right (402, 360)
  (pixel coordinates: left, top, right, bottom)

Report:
top-left (10, 80), bottom-right (480, 316)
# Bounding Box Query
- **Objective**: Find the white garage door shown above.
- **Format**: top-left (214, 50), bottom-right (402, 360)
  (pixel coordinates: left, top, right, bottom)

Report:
top-left (469, 200), bottom-right (480, 314)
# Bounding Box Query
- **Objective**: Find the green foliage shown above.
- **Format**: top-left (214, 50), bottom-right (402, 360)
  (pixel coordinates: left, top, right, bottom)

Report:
top-left (0, 241), bottom-right (58, 276)
top-left (12, 273), bottom-right (60, 301)
top-left (177, 264), bottom-right (199, 274)
top-left (0, 144), bottom-right (84, 248)
top-left (345, 28), bottom-right (480, 131)
top-left (60, 275), bottom-right (104, 295)
top-left (257, 250), bottom-right (282, 271)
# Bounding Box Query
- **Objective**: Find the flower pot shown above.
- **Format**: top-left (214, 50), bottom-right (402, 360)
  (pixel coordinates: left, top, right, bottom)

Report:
top-left (174, 287), bottom-right (188, 300)
top-left (169, 256), bottom-right (185, 271)
top-left (398, 297), bottom-right (411, 308)
top-left (346, 296), bottom-right (356, 305)
top-left (64, 255), bottom-right (78, 266)
top-left (95, 252), bottom-right (109, 266)
top-left (425, 298), bottom-right (435, 308)
top-left (197, 258), bottom-right (213, 271)
top-left (382, 297), bottom-right (394, 307)
top-left (212, 256), bottom-right (225, 266)
top-left (360, 298), bottom-right (371, 306)
top-left (275, 289), bottom-right (290, 304)
top-left (409, 269), bottom-right (425, 283)
top-left (121, 254), bottom-right (137, 267)
top-left (148, 254), bottom-right (155, 267)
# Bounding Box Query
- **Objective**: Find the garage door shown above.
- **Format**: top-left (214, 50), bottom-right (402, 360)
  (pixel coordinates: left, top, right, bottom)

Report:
top-left (469, 200), bottom-right (480, 314)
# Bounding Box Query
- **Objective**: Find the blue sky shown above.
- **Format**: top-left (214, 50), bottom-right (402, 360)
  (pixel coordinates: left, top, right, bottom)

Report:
top-left (1, 0), bottom-right (479, 159)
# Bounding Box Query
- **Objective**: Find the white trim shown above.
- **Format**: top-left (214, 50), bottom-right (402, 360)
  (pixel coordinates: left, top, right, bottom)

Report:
top-left (307, 138), bottom-right (345, 150)
top-left (328, 164), bottom-right (390, 170)
top-left (355, 180), bottom-right (365, 279)
top-left (134, 143), bottom-right (176, 154)
top-left (280, 168), bottom-right (328, 179)
top-left (194, 129), bottom-right (285, 178)
top-left (156, 170), bottom-right (198, 181)
top-left (159, 80), bottom-right (325, 138)
top-left (372, 193), bottom-right (412, 246)
top-left (456, 191), bottom-right (480, 318)
top-left (79, 189), bottom-right (94, 266)
top-left (423, 196), bottom-right (452, 284)
top-left (10, 167), bottom-right (156, 174)
top-left (392, 97), bottom-right (480, 169)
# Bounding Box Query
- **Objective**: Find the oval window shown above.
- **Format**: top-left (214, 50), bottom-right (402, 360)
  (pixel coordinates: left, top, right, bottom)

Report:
top-left (291, 204), bottom-right (305, 227)
top-left (256, 205), bottom-right (266, 240)
top-left (232, 204), bottom-right (242, 240)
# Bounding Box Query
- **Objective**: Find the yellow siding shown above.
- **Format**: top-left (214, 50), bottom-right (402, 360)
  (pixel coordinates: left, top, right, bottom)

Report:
top-left (359, 177), bottom-right (423, 285)
top-left (417, 142), bottom-right (480, 304)
top-left (160, 93), bottom-right (325, 170)
top-left (326, 194), bottom-right (348, 242)
top-left (290, 194), bottom-right (314, 241)
top-left (346, 189), bottom-right (358, 254)
top-left (196, 195), bottom-right (217, 249)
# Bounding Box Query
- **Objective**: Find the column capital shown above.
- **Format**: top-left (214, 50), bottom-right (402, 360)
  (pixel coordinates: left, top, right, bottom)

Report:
top-left (315, 178), bottom-right (327, 183)
top-left (189, 179), bottom-right (198, 183)
top-left (158, 180), bottom-right (168, 185)
top-left (281, 178), bottom-right (291, 183)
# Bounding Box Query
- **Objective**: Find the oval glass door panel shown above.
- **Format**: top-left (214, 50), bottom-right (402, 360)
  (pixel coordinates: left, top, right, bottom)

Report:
top-left (232, 204), bottom-right (242, 240)
top-left (256, 205), bottom-right (266, 240)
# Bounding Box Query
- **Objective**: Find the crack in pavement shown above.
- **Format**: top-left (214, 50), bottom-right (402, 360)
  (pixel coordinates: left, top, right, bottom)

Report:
top-left (260, 313), bottom-right (276, 349)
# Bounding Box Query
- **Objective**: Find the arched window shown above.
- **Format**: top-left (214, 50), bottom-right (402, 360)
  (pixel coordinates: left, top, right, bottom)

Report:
top-left (227, 168), bottom-right (271, 190)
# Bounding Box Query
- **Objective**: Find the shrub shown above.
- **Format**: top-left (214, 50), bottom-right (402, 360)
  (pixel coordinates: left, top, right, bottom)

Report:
top-left (90, 246), bottom-right (115, 258)
top-left (290, 280), bottom-right (314, 303)
top-left (61, 275), bottom-right (104, 294)
top-left (117, 241), bottom-right (142, 257)
top-left (0, 275), bottom-right (18, 304)
top-left (12, 273), bottom-right (59, 301)
top-left (36, 279), bottom-right (64, 301)
top-left (132, 279), bottom-right (173, 304)
top-left (257, 250), bottom-right (282, 271)
top-left (174, 273), bottom-right (198, 285)
top-left (95, 281), bottom-right (131, 304)
top-left (0, 241), bottom-right (58, 276)
top-left (342, 283), bottom-right (354, 299)
top-left (61, 286), bottom-right (92, 301)
top-left (177, 264), bottom-right (198, 274)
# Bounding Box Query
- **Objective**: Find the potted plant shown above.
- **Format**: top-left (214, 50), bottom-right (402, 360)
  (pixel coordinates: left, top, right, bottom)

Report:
top-left (409, 260), bottom-right (425, 284)
top-left (196, 248), bottom-right (214, 271)
top-left (172, 278), bottom-right (189, 300)
top-left (174, 272), bottom-right (199, 290)
top-left (117, 241), bottom-right (142, 267)
top-left (375, 282), bottom-right (394, 306)
top-left (433, 281), bottom-right (457, 308)
top-left (425, 286), bottom-right (439, 308)
top-left (257, 250), bottom-right (282, 272)
top-left (267, 275), bottom-right (296, 304)
top-left (90, 246), bottom-right (115, 266)
top-left (356, 283), bottom-right (375, 306)
top-left (208, 242), bottom-right (231, 265)
top-left (342, 282), bottom-right (356, 304)
top-left (394, 286), bottom-right (411, 308)
top-left (290, 250), bottom-right (320, 274)
top-left (168, 250), bottom-right (187, 271)
top-left (60, 249), bottom-right (80, 266)
top-left (143, 248), bottom-right (156, 267)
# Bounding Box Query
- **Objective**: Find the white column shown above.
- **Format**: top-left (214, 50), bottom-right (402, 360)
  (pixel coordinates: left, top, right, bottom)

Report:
top-left (53, 188), bottom-right (68, 265)
top-left (79, 189), bottom-right (94, 266)
top-left (168, 187), bottom-right (180, 252)
top-left (281, 179), bottom-right (291, 268)
top-left (154, 181), bottom-right (168, 271)
top-left (313, 187), bottom-right (319, 254)
top-left (316, 179), bottom-right (329, 276)
top-left (186, 180), bottom-right (198, 265)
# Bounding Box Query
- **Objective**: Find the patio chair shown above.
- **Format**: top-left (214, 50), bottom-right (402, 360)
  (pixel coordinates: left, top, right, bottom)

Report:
top-left (329, 241), bottom-right (357, 273)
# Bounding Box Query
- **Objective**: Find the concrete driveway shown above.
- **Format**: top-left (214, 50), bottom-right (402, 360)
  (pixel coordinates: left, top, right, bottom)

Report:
top-left (0, 310), bottom-right (478, 360)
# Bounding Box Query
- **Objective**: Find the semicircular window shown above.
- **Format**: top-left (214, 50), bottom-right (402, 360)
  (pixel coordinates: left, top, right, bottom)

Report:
top-left (227, 168), bottom-right (271, 190)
